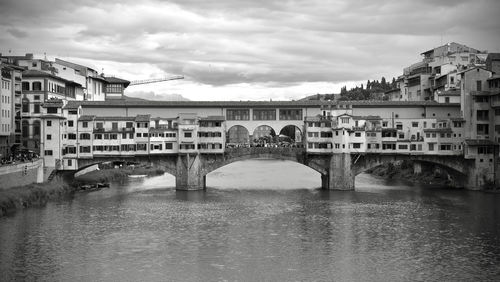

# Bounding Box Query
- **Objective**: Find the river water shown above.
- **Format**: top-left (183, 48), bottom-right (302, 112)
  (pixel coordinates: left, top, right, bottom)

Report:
top-left (1, 159), bottom-right (499, 281)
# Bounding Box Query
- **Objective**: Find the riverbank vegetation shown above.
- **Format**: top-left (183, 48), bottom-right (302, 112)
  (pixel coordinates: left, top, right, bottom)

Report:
top-left (0, 178), bottom-right (73, 217)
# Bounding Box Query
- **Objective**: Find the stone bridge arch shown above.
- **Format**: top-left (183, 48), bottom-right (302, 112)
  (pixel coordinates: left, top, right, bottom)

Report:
top-left (200, 147), bottom-right (328, 176)
top-left (75, 155), bottom-right (178, 178)
top-left (352, 154), bottom-right (471, 180)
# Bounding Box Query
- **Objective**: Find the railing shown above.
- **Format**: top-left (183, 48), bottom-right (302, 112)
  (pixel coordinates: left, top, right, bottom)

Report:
top-left (224, 146), bottom-right (305, 156)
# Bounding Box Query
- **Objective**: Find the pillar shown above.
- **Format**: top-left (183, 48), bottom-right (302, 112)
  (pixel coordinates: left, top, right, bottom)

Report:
top-left (322, 153), bottom-right (354, 190)
top-left (36, 160), bottom-right (44, 183)
top-left (176, 154), bottom-right (205, 190)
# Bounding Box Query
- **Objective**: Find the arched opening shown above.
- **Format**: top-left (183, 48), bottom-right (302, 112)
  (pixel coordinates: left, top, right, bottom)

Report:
top-left (74, 160), bottom-right (176, 188)
top-left (279, 125), bottom-right (303, 145)
top-left (206, 159), bottom-right (321, 189)
top-left (21, 120), bottom-right (29, 138)
top-left (356, 160), bottom-right (466, 190)
top-left (22, 98), bottom-right (29, 113)
top-left (226, 125), bottom-right (250, 147)
top-left (252, 125), bottom-right (276, 146)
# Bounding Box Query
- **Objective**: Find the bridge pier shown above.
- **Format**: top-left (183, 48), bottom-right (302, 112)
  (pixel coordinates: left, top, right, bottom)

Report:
top-left (322, 153), bottom-right (354, 190)
top-left (176, 154), bottom-right (206, 190)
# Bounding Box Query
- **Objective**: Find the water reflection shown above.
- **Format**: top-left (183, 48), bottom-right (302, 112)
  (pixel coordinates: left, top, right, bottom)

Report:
top-left (1, 160), bottom-right (500, 281)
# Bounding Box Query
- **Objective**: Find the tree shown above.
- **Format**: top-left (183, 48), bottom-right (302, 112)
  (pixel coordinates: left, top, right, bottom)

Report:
top-left (381, 77), bottom-right (386, 86)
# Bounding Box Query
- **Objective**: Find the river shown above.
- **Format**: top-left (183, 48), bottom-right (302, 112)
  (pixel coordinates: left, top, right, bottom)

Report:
top-left (1, 159), bottom-right (499, 281)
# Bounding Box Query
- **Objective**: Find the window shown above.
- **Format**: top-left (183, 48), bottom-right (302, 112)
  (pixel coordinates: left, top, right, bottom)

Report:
top-left (477, 124), bottom-right (489, 135)
top-left (82, 121), bottom-right (88, 128)
top-left (126, 122), bottom-right (133, 128)
top-left (396, 124), bottom-right (403, 130)
top-left (79, 133), bottom-right (91, 140)
top-left (136, 133), bottom-right (141, 137)
top-left (478, 146), bottom-right (493, 154)
top-left (105, 83), bottom-right (123, 93)
top-left (94, 134), bottom-right (102, 139)
top-left (33, 81), bottom-right (42, 91)
top-left (226, 109), bottom-right (250, 120)
top-left (382, 121), bottom-right (388, 127)
top-left (96, 122), bottom-right (103, 129)
top-left (68, 133), bottom-right (76, 140)
top-left (476, 80), bottom-right (482, 91)
top-left (165, 142), bottom-right (173, 149)
top-left (46, 134), bottom-right (51, 140)
top-left (341, 117), bottom-right (349, 123)
top-left (412, 122), bottom-right (418, 127)
top-left (354, 132), bottom-right (361, 137)
top-left (477, 110), bottom-right (489, 121)
top-left (47, 107), bottom-right (57, 114)
top-left (445, 97), bottom-right (450, 103)
top-left (22, 99), bottom-right (29, 112)
top-left (45, 120), bottom-right (51, 127)
top-left (279, 109), bottom-right (302, 120)
top-left (253, 109), bottom-right (276, 120)
top-left (22, 82), bottom-right (30, 91)
top-left (112, 122), bottom-right (118, 130)
top-left (184, 132), bottom-right (192, 138)
top-left (439, 144), bottom-right (452, 151)
top-left (79, 146), bottom-right (91, 153)
top-left (44, 150), bottom-right (53, 156)
top-left (68, 120), bottom-right (74, 127)
top-left (496, 109), bottom-right (500, 116)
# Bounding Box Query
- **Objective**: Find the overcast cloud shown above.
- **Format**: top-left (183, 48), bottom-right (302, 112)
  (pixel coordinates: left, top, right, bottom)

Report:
top-left (1, 0), bottom-right (499, 100)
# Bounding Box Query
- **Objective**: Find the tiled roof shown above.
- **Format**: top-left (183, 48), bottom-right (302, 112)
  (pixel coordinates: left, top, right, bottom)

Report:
top-left (464, 139), bottom-right (499, 146)
top-left (337, 100), bottom-right (460, 107)
top-left (78, 115), bottom-right (95, 121)
top-left (94, 116), bottom-right (135, 121)
top-left (40, 114), bottom-right (66, 119)
top-left (42, 99), bottom-right (64, 108)
top-left (64, 99), bottom-right (460, 110)
top-left (63, 100), bottom-right (328, 108)
top-left (423, 128), bottom-right (453, 133)
top-left (104, 76), bottom-right (130, 87)
top-left (63, 101), bottom-right (81, 109)
top-left (23, 69), bottom-right (82, 86)
top-left (304, 116), bottom-right (332, 121)
top-left (199, 116), bottom-right (226, 121)
top-left (352, 115), bottom-right (382, 120)
top-left (135, 114), bottom-right (151, 122)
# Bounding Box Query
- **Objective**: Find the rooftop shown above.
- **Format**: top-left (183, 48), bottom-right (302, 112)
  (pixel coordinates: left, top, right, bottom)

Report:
top-left (63, 99), bottom-right (460, 110)
top-left (199, 116), bottom-right (226, 121)
top-left (23, 69), bottom-right (82, 87)
top-left (105, 76), bottom-right (130, 87)
top-left (464, 139), bottom-right (499, 146)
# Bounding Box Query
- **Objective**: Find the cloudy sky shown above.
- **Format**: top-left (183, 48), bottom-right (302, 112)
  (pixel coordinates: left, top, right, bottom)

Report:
top-left (1, 0), bottom-right (499, 101)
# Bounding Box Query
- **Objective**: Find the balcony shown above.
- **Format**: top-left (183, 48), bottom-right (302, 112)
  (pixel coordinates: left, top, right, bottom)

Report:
top-left (121, 127), bottom-right (135, 132)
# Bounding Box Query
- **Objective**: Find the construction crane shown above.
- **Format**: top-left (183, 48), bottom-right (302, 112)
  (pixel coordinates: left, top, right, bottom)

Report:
top-left (129, 75), bottom-right (184, 86)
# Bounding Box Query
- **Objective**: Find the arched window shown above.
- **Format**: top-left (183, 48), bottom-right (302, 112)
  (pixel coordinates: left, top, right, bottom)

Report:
top-left (22, 98), bottom-right (30, 113)
top-left (33, 120), bottom-right (41, 138)
top-left (22, 82), bottom-right (30, 91)
top-left (22, 120), bottom-right (29, 138)
top-left (32, 81), bottom-right (42, 91)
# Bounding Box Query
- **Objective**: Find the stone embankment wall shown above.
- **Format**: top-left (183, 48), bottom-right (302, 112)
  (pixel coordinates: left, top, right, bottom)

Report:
top-left (0, 159), bottom-right (44, 190)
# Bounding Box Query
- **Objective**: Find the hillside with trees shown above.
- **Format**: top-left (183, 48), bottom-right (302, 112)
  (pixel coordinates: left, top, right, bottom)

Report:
top-left (302, 77), bottom-right (398, 101)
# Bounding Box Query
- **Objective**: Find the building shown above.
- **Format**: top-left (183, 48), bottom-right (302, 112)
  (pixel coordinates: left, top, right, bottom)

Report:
top-left (0, 61), bottom-right (23, 157)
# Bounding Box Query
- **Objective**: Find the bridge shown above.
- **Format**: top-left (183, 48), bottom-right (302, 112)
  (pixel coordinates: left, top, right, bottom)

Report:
top-left (76, 147), bottom-right (477, 190)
